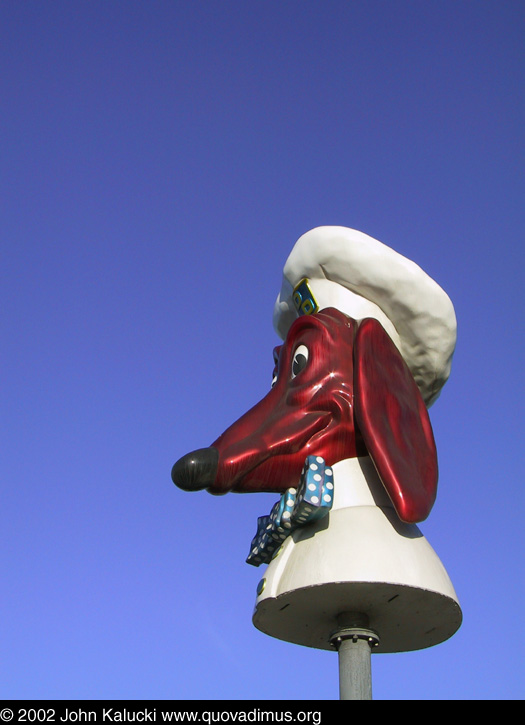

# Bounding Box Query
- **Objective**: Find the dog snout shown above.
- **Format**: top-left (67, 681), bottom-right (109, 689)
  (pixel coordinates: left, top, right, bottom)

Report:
top-left (171, 447), bottom-right (219, 492)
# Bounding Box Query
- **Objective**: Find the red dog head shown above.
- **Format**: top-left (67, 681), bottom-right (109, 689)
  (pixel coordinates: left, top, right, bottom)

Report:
top-left (172, 308), bottom-right (438, 523)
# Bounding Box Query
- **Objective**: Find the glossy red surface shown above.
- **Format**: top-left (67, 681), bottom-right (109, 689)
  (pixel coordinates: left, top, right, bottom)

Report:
top-left (207, 307), bottom-right (438, 523)
top-left (209, 309), bottom-right (366, 495)
top-left (354, 318), bottom-right (438, 522)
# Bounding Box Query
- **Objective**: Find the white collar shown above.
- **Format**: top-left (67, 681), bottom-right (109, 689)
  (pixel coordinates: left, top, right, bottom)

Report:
top-left (331, 457), bottom-right (393, 511)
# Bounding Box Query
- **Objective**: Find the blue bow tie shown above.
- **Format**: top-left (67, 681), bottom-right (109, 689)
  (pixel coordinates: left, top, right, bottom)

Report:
top-left (246, 456), bottom-right (334, 567)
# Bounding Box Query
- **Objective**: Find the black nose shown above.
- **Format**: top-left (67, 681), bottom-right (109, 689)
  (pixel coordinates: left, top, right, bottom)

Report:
top-left (171, 447), bottom-right (219, 492)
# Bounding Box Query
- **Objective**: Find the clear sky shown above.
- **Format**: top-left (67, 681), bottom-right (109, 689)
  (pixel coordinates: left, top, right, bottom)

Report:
top-left (1, 0), bottom-right (523, 701)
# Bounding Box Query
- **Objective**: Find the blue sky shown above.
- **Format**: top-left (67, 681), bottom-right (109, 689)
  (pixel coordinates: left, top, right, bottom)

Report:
top-left (1, 1), bottom-right (523, 700)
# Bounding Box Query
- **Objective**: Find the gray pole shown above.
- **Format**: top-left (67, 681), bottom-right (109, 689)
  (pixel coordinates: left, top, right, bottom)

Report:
top-left (330, 613), bottom-right (380, 700)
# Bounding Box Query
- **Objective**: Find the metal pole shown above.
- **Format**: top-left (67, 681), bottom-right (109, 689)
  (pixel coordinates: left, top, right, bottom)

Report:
top-left (330, 613), bottom-right (380, 700)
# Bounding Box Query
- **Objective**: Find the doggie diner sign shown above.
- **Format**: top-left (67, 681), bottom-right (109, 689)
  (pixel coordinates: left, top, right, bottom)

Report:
top-left (171, 226), bottom-right (462, 695)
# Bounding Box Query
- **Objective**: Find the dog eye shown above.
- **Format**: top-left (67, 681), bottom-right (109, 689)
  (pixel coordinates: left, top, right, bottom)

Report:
top-left (291, 345), bottom-right (309, 379)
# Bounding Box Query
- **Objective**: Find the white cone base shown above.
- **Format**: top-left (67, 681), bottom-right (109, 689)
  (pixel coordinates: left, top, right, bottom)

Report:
top-left (252, 503), bottom-right (462, 653)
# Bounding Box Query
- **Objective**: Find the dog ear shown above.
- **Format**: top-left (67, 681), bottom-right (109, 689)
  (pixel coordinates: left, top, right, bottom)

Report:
top-left (353, 318), bottom-right (438, 523)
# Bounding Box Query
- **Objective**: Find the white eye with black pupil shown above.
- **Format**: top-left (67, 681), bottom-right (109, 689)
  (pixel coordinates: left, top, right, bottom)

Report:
top-left (291, 345), bottom-right (309, 379)
top-left (271, 374), bottom-right (278, 388)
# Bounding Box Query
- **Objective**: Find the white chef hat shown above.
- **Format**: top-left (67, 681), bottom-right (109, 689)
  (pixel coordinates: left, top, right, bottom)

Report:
top-left (273, 226), bottom-right (457, 407)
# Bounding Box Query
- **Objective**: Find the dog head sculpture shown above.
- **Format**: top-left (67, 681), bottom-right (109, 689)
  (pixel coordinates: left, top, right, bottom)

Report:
top-left (172, 307), bottom-right (437, 523)
top-left (172, 227), bottom-right (456, 526)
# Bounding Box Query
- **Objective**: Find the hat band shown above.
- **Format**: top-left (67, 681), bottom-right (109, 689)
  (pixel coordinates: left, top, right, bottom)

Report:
top-left (293, 278), bottom-right (319, 316)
